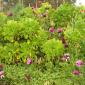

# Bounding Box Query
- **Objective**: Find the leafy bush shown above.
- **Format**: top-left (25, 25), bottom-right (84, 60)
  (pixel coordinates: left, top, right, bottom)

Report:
top-left (53, 3), bottom-right (79, 28)
top-left (0, 13), bottom-right (7, 26)
top-left (0, 17), bottom-right (41, 64)
top-left (42, 38), bottom-right (64, 60)
top-left (18, 7), bottom-right (35, 19)
top-left (0, 2), bottom-right (85, 85)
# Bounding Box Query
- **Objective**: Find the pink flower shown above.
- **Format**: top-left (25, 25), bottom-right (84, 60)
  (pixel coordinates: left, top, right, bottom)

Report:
top-left (0, 71), bottom-right (4, 79)
top-left (57, 28), bottom-right (63, 33)
top-left (76, 60), bottom-right (84, 67)
top-left (27, 58), bottom-right (32, 65)
top-left (49, 26), bottom-right (55, 33)
top-left (72, 70), bottom-right (80, 75)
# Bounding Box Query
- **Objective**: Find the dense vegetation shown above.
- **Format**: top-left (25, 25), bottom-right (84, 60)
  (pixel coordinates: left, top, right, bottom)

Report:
top-left (0, 2), bottom-right (85, 85)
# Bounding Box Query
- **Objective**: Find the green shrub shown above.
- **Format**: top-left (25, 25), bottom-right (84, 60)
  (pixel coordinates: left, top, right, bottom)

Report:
top-left (18, 7), bottom-right (35, 18)
top-left (42, 38), bottom-right (64, 60)
top-left (0, 2), bottom-right (85, 85)
top-left (53, 3), bottom-right (79, 28)
top-left (0, 13), bottom-right (7, 26)
top-left (0, 18), bottom-right (41, 63)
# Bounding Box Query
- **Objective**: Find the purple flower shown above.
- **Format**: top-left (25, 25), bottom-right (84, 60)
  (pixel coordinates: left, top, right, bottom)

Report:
top-left (27, 58), bottom-right (32, 65)
top-left (76, 60), bottom-right (84, 67)
top-left (72, 70), bottom-right (80, 75)
top-left (61, 53), bottom-right (70, 62)
top-left (49, 26), bottom-right (55, 33)
top-left (57, 28), bottom-right (63, 33)
top-left (0, 71), bottom-right (4, 79)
